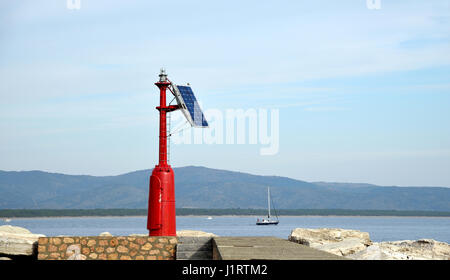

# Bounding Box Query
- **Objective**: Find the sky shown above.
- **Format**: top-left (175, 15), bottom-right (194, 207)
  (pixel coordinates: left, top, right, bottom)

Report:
top-left (0, 0), bottom-right (449, 186)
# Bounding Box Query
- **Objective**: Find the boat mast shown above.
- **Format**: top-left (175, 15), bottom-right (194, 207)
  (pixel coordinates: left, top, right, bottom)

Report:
top-left (268, 187), bottom-right (271, 218)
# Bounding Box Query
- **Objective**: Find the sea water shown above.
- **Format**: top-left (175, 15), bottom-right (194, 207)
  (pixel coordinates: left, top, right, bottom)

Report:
top-left (2, 216), bottom-right (450, 243)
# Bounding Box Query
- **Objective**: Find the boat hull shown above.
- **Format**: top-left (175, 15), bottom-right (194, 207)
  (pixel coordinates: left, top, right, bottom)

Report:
top-left (256, 221), bottom-right (279, 225)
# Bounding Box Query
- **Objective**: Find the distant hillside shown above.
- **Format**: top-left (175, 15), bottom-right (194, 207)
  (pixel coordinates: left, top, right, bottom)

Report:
top-left (0, 166), bottom-right (449, 211)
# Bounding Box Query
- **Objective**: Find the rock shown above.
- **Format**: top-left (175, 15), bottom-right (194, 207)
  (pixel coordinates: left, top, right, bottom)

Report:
top-left (0, 225), bottom-right (45, 256)
top-left (316, 238), bottom-right (369, 256)
top-left (129, 234), bottom-right (147, 237)
top-left (99, 232), bottom-right (112, 236)
top-left (348, 239), bottom-right (450, 260)
top-left (288, 227), bottom-right (450, 260)
top-left (347, 243), bottom-right (396, 260)
top-left (0, 225), bottom-right (32, 235)
top-left (176, 230), bottom-right (218, 237)
top-left (289, 228), bottom-right (372, 247)
top-left (288, 228), bottom-right (371, 256)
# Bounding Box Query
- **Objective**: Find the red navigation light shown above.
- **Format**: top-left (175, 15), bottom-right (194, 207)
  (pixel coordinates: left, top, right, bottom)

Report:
top-left (147, 69), bottom-right (208, 236)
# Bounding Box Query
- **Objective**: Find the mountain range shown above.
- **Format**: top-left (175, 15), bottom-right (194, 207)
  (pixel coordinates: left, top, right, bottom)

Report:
top-left (0, 166), bottom-right (449, 211)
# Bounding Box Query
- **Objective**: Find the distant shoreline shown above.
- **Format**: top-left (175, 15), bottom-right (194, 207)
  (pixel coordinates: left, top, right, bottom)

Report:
top-left (1, 209), bottom-right (450, 218)
top-left (3, 215), bottom-right (450, 220)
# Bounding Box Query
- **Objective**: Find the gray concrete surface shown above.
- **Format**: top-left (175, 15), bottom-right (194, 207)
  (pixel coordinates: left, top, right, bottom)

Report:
top-left (212, 237), bottom-right (347, 260)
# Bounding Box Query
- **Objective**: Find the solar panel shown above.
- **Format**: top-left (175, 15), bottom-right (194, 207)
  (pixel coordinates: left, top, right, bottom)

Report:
top-left (172, 85), bottom-right (208, 127)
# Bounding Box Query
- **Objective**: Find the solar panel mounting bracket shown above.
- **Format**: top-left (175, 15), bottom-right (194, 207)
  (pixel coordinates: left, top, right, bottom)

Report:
top-left (167, 81), bottom-right (209, 128)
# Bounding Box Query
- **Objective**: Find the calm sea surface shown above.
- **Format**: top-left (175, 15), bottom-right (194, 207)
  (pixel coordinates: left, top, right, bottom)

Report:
top-left (2, 216), bottom-right (450, 243)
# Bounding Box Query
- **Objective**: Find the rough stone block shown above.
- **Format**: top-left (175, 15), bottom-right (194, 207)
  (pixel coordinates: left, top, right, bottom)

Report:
top-left (37, 236), bottom-right (177, 260)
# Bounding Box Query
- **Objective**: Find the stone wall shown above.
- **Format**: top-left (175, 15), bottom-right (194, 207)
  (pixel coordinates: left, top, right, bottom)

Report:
top-left (37, 236), bottom-right (177, 260)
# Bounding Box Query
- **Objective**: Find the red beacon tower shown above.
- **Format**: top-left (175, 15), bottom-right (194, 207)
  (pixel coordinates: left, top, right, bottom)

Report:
top-left (147, 68), bottom-right (208, 236)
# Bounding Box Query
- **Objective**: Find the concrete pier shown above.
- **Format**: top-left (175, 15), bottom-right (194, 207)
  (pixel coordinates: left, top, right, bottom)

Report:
top-left (212, 237), bottom-right (347, 260)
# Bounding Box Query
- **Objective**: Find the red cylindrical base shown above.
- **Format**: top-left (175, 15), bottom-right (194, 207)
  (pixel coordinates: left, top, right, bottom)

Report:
top-left (147, 165), bottom-right (176, 236)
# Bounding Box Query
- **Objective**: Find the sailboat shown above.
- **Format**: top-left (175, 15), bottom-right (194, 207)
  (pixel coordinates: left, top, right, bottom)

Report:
top-left (256, 187), bottom-right (279, 225)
